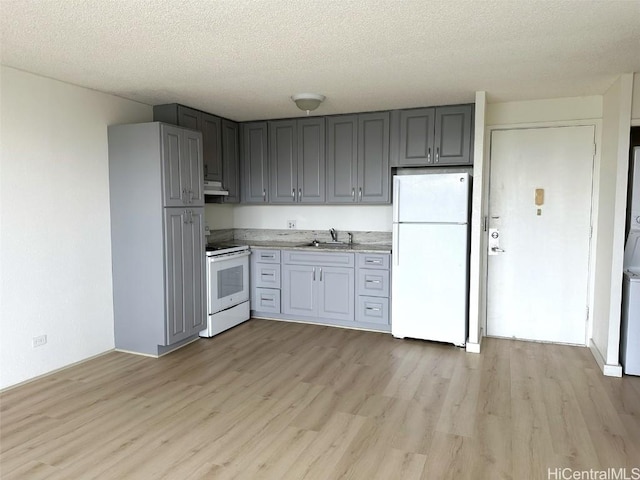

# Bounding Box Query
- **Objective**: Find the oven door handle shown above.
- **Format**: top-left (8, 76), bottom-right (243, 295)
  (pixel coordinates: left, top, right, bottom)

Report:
top-left (207, 251), bottom-right (251, 262)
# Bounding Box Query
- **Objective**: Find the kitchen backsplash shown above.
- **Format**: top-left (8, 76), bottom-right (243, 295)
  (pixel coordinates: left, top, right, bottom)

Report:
top-left (207, 228), bottom-right (391, 246)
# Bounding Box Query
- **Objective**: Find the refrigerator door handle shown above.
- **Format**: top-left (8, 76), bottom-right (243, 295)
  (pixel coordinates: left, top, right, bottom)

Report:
top-left (392, 224), bottom-right (399, 266)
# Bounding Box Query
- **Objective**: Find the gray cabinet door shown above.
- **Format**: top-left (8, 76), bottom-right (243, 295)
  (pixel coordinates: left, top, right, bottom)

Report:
top-left (164, 207), bottom-right (206, 345)
top-left (318, 266), bottom-right (355, 321)
top-left (298, 117), bottom-right (325, 203)
top-left (398, 107), bottom-right (435, 166)
top-left (184, 129), bottom-right (204, 206)
top-left (326, 115), bottom-right (358, 203)
top-left (161, 125), bottom-right (203, 207)
top-left (434, 104), bottom-right (473, 165)
top-left (177, 105), bottom-right (199, 130)
top-left (221, 119), bottom-right (240, 203)
top-left (201, 113), bottom-right (223, 181)
top-left (269, 120), bottom-right (298, 203)
top-left (358, 112), bottom-right (390, 204)
top-left (161, 125), bottom-right (187, 207)
top-left (241, 122), bottom-right (269, 203)
top-left (282, 264), bottom-right (316, 317)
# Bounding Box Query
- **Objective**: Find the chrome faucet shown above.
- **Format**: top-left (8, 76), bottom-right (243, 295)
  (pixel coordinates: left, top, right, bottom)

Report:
top-left (329, 228), bottom-right (338, 242)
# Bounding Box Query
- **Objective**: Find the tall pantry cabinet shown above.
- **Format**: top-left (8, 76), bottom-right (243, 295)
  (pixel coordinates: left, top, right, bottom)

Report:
top-left (108, 122), bottom-right (206, 356)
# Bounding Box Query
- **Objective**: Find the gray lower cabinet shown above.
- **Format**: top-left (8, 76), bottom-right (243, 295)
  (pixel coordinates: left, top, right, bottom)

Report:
top-left (393, 104), bottom-right (473, 167)
top-left (282, 250), bottom-right (355, 322)
top-left (355, 253), bottom-right (391, 327)
top-left (164, 208), bottom-right (207, 345)
top-left (108, 122), bottom-right (206, 356)
top-left (241, 122), bottom-right (269, 203)
top-left (250, 249), bottom-right (281, 314)
top-left (251, 248), bottom-right (389, 331)
top-left (326, 112), bottom-right (390, 204)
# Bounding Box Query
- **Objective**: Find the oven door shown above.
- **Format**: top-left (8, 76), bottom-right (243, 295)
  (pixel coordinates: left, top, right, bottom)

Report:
top-left (207, 251), bottom-right (250, 314)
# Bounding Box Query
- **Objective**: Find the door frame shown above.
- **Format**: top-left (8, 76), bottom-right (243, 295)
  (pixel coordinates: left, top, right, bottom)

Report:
top-left (482, 120), bottom-right (602, 345)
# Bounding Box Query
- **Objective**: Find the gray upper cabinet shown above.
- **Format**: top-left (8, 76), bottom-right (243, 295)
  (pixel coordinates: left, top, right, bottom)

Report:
top-left (221, 119), bottom-right (240, 203)
top-left (434, 104), bottom-right (473, 165)
top-left (241, 122), bottom-right (269, 203)
top-left (398, 107), bottom-right (435, 166)
top-left (161, 124), bottom-right (204, 207)
top-left (200, 113), bottom-right (222, 181)
top-left (297, 118), bottom-right (325, 203)
top-left (394, 104), bottom-right (473, 167)
top-left (358, 112), bottom-right (390, 203)
top-left (327, 112), bottom-right (390, 204)
top-left (326, 115), bottom-right (358, 203)
top-left (154, 104), bottom-right (223, 182)
top-left (269, 119), bottom-right (298, 203)
top-left (269, 118), bottom-right (325, 204)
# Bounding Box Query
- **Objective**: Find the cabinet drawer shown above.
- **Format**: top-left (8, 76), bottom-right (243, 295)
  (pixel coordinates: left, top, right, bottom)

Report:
top-left (254, 263), bottom-right (281, 288)
top-left (253, 288), bottom-right (281, 314)
top-left (357, 269), bottom-right (390, 297)
top-left (252, 249), bottom-right (281, 263)
top-left (283, 250), bottom-right (354, 267)
top-left (357, 253), bottom-right (390, 270)
top-left (356, 296), bottom-right (389, 325)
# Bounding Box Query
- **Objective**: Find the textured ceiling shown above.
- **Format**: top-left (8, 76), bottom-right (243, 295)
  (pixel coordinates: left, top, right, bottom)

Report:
top-left (2, 0), bottom-right (639, 121)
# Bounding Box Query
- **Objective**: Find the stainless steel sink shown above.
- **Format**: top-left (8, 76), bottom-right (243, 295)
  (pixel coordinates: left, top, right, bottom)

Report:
top-left (299, 240), bottom-right (351, 249)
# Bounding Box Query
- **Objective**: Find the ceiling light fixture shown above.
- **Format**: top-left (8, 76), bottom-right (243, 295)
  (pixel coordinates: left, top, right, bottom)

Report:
top-left (291, 93), bottom-right (325, 114)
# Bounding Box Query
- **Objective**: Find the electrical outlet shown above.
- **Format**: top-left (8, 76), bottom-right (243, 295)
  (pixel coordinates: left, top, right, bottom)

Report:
top-left (33, 335), bottom-right (47, 348)
top-left (287, 220), bottom-right (297, 229)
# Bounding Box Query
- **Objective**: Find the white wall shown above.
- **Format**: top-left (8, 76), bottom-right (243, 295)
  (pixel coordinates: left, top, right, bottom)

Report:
top-left (467, 91), bottom-right (487, 352)
top-left (591, 74), bottom-right (633, 376)
top-left (632, 72), bottom-right (640, 125)
top-left (231, 205), bottom-right (392, 231)
top-left (0, 66), bottom-right (152, 389)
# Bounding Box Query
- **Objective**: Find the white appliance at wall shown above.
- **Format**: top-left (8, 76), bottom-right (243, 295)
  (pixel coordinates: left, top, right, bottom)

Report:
top-left (391, 173), bottom-right (471, 346)
top-left (200, 245), bottom-right (251, 338)
top-left (621, 146), bottom-right (640, 375)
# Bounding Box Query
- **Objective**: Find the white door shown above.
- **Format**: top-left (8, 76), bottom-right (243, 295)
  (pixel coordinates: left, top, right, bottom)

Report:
top-left (486, 126), bottom-right (594, 345)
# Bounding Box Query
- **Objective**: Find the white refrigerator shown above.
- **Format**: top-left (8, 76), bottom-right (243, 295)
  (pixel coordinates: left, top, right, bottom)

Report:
top-left (391, 173), bottom-right (471, 346)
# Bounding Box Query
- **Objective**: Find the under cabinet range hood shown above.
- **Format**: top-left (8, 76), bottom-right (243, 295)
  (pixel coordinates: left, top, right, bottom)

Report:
top-left (204, 181), bottom-right (229, 196)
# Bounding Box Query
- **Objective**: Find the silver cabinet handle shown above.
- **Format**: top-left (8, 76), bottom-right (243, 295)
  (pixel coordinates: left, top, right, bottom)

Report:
top-left (365, 259), bottom-right (382, 264)
top-left (292, 188), bottom-right (296, 200)
top-left (263, 189), bottom-right (267, 202)
top-left (351, 188), bottom-right (355, 200)
top-left (365, 279), bottom-right (381, 284)
top-left (298, 188), bottom-right (302, 200)
top-left (319, 268), bottom-right (323, 281)
top-left (261, 272), bottom-right (275, 277)
top-left (428, 147), bottom-right (431, 163)
top-left (365, 306), bottom-right (382, 311)
top-left (312, 267), bottom-right (316, 281)
top-left (359, 188), bottom-right (362, 200)
top-left (435, 147), bottom-right (440, 163)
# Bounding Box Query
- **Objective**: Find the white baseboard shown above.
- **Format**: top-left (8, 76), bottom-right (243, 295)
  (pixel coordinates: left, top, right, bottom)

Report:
top-left (1, 349), bottom-right (115, 392)
top-left (589, 339), bottom-right (623, 377)
top-left (466, 341), bottom-right (481, 354)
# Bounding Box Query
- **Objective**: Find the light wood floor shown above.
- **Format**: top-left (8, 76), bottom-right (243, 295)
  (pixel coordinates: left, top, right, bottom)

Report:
top-left (2, 319), bottom-right (640, 479)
